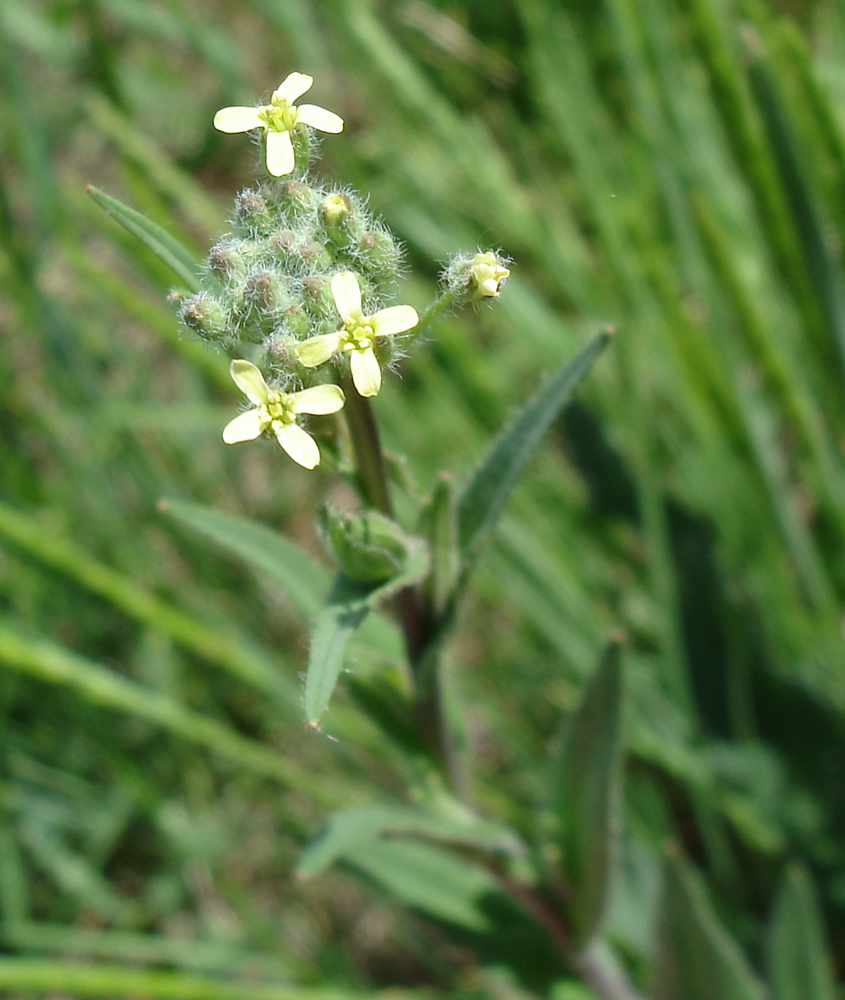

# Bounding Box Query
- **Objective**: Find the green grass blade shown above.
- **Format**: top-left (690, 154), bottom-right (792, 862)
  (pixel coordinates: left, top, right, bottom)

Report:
top-left (0, 958), bottom-right (383, 1000)
top-left (0, 500), bottom-right (287, 698)
top-left (0, 623), bottom-right (311, 793)
top-left (86, 185), bottom-right (201, 292)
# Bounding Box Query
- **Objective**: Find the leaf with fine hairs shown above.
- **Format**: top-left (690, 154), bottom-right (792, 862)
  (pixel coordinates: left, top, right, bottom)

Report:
top-left (767, 863), bottom-right (837, 1000)
top-left (651, 845), bottom-right (766, 1000)
top-left (549, 640), bottom-right (624, 947)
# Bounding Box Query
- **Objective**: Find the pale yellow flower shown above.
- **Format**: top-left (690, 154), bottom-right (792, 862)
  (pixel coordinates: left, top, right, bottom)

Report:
top-left (222, 360), bottom-right (344, 469)
top-left (469, 252), bottom-right (510, 299)
top-left (296, 272), bottom-right (418, 397)
top-left (213, 73), bottom-right (344, 177)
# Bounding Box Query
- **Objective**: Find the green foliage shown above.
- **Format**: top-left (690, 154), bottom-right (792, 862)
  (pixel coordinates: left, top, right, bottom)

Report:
top-left (548, 642), bottom-right (624, 948)
top-left (3, 0), bottom-right (845, 996)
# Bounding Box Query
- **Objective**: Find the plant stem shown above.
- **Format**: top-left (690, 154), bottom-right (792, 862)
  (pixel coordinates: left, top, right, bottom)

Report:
top-left (340, 373), bottom-right (462, 791)
top-left (408, 289), bottom-right (456, 343)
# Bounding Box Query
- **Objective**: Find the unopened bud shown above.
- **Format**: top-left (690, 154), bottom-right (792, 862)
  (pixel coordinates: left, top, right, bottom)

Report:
top-left (179, 293), bottom-right (229, 342)
top-left (234, 189), bottom-right (271, 235)
top-left (208, 244), bottom-right (244, 279)
top-left (467, 251), bottom-right (510, 300)
top-left (359, 229), bottom-right (400, 278)
top-left (321, 506), bottom-right (411, 583)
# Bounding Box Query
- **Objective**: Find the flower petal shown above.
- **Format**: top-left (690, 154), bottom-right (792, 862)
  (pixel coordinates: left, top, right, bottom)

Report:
top-left (290, 383), bottom-right (345, 415)
top-left (296, 332), bottom-right (343, 367)
top-left (296, 104), bottom-right (344, 133)
top-left (213, 106), bottom-right (264, 133)
top-left (230, 359), bottom-right (269, 405)
top-left (372, 304), bottom-right (419, 337)
top-left (265, 129), bottom-right (295, 176)
top-left (222, 409), bottom-right (264, 444)
top-left (350, 347), bottom-right (382, 397)
top-left (331, 272), bottom-right (362, 323)
top-left (275, 422), bottom-right (320, 469)
top-left (275, 72), bottom-right (313, 104)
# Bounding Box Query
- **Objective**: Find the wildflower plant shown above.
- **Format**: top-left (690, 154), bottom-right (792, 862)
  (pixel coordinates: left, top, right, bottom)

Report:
top-left (89, 72), bottom-right (656, 1000)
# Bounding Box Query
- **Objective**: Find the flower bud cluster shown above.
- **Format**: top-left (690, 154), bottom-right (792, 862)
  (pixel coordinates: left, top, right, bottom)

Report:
top-left (179, 174), bottom-right (404, 379)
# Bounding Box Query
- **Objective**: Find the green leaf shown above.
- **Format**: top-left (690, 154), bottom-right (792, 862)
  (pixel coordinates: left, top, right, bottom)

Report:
top-left (457, 328), bottom-right (612, 574)
top-left (297, 805), bottom-right (524, 879)
top-left (159, 499), bottom-right (329, 618)
top-left (304, 538), bottom-right (429, 726)
top-left (549, 640), bottom-right (624, 947)
top-left (342, 837), bottom-right (500, 933)
top-left (86, 185), bottom-right (201, 292)
top-left (651, 845), bottom-right (767, 1000)
top-left (767, 863), bottom-right (837, 1000)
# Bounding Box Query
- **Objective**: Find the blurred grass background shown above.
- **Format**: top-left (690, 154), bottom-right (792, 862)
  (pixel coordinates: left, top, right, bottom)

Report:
top-left (3, 0), bottom-right (845, 995)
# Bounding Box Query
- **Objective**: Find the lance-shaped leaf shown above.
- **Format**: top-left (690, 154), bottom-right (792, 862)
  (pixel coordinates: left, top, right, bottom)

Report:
top-left (160, 499), bottom-right (328, 618)
top-left (767, 863), bottom-right (836, 1000)
top-left (86, 186), bottom-right (201, 292)
top-left (305, 533), bottom-right (429, 726)
top-left (457, 328), bottom-right (612, 575)
top-left (549, 640), bottom-right (624, 947)
top-left (297, 805), bottom-right (525, 879)
top-left (651, 845), bottom-right (766, 1000)
top-left (341, 837), bottom-right (500, 933)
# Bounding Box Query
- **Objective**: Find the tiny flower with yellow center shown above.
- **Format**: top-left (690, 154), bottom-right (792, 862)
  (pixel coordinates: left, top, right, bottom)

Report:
top-left (296, 272), bottom-right (418, 397)
top-left (469, 252), bottom-right (510, 299)
top-left (213, 73), bottom-right (344, 177)
top-left (222, 359), bottom-right (344, 469)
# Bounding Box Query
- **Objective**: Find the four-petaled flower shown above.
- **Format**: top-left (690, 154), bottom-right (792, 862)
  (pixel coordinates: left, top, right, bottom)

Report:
top-left (222, 359), bottom-right (344, 469)
top-left (296, 272), bottom-right (419, 397)
top-left (469, 252), bottom-right (510, 299)
top-left (214, 73), bottom-right (344, 177)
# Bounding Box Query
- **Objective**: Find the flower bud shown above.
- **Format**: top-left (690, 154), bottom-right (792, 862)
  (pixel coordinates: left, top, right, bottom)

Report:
top-left (243, 271), bottom-right (281, 311)
top-left (358, 229), bottom-right (401, 278)
top-left (442, 250), bottom-right (511, 305)
top-left (297, 237), bottom-right (333, 269)
top-left (234, 189), bottom-right (272, 235)
top-left (299, 275), bottom-right (336, 320)
top-left (279, 179), bottom-right (317, 215)
top-left (467, 251), bottom-right (510, 299)
top-left (179, 293), bottom-right (229, 342)
top-left (320, 506), bottom-right (411, 583)
top-left (208, 243), bottom-right (244, 279)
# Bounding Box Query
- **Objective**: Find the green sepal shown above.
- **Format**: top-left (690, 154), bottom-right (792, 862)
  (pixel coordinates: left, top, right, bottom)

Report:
top-left (86, 186), bottom-right (201, 293)
top-left (548, 640), bottom-right (624, 948)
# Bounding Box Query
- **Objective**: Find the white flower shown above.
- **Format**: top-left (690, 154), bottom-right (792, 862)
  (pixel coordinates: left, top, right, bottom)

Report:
top-left (222, 360), bottom-right (344, 469)
top-left (296, 272), bottom-right (418, 397)
top-left (469, 252), bottom-right (510, 299)
top-left (213, 73), bottom-right (344, 177)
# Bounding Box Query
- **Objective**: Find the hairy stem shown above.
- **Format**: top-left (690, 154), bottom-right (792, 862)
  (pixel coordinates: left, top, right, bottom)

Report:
top-left (341, 373), bottom-right (462, 790)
